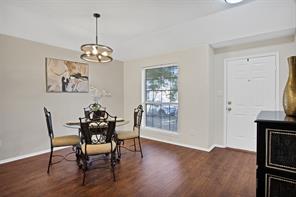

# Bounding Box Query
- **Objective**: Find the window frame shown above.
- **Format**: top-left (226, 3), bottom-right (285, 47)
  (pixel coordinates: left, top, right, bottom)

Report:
top-left (141, 63), bottom-right (179, 133)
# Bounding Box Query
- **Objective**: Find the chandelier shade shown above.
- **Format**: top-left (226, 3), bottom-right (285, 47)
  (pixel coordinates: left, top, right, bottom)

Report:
top-left (224, 0), bottom-right (243, 4)
top-left (80, 44), bottom-right (113, 63)
top-left (80, 13), bottom-right (113, 63)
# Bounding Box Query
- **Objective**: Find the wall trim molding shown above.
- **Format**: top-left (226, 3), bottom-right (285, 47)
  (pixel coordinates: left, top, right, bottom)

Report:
top-left (0, 147), bottom-right (66, 165)
top-left (214, 144), bottom-right (226, 149)
top-left (141, 135), bottom-right (225, 152)
top-left (0, 139), bottom-right (226, 164)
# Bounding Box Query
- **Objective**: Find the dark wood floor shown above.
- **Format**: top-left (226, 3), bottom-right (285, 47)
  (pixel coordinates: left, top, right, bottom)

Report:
top-left (0, 139), bottom-right (256, 197)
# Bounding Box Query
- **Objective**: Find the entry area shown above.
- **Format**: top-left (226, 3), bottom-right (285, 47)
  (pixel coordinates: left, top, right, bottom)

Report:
top-left (225, 53), bottom-right (278, 151)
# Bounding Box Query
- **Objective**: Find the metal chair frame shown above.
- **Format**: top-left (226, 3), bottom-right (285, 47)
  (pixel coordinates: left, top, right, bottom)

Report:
top-left (117, 105), bottom-right (144, 159)
top-left (79, 112), bottom-right (117, 185)
top-left (44, 107), bottom-right (80, 174)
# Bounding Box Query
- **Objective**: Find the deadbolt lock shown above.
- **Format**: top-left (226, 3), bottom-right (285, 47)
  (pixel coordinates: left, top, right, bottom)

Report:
top-left (228, 101), bottom-right (232, 105)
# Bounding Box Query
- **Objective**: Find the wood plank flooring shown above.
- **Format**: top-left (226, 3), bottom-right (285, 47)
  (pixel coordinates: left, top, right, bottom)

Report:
top-left (0, 139), bottom-right (256, 197)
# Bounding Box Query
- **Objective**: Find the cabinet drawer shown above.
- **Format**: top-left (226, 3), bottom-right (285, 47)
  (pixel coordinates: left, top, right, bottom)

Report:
top-left (266, 128), bottom-right (296, 173)
top-left (265, 174), bottom-right (296, 197)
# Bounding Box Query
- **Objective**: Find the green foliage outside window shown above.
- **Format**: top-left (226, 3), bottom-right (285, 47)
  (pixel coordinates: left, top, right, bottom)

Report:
top-left (144, 65), bottom-right (179, 132)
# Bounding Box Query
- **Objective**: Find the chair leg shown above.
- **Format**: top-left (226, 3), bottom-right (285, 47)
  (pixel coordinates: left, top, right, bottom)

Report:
top-left (111, 152), bottom-right (116, 181)
top-left (116, 144), bottom-right (121, 161)
top-left (75, 146), bottom-right (81, 167)
top-left (117, 141), bottom-right (122, 159)
top-left (47, 147), bottom-right (53, 174)
top-left (138, 137), bottom-right (143, 158)
top-left (133, 138), bottom-right (136, 151)
top-left (82, 155), bottom-right (87, 185)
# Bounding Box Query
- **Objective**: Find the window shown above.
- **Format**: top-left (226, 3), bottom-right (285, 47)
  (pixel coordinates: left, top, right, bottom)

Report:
top-left (144, 65), bottom-right (179, 132)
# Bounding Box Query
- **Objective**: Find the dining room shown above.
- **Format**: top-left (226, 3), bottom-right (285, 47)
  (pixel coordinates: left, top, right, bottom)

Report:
top-left (1, 0), bottom-right (296, 196)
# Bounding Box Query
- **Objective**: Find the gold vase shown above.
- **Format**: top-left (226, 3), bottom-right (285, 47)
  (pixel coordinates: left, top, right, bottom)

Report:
top-left (283, 56), bottom-right (296, 116)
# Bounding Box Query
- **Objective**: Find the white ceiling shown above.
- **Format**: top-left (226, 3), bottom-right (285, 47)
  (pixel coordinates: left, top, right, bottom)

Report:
top-left (0, 0), bottom-right (295, 61)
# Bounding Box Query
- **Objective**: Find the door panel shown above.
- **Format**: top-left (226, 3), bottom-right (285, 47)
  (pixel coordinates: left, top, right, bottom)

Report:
top-left (226, 55), bottom-right (277, 151)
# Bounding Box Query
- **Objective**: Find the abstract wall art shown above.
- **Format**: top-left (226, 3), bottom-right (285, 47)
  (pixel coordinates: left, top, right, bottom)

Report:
top-left (46, 58), bottom-right (89, 92)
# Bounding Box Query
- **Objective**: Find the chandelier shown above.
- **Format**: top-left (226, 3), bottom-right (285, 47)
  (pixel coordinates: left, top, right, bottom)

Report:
top-left (80, 13), bottom-right (113, 63)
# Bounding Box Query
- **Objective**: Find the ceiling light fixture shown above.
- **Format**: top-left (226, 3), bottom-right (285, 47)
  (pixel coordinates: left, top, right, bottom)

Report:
top-left (80, 13), bottom-right (113, 63)
top-left (225, 0), bottom-right (244, 4)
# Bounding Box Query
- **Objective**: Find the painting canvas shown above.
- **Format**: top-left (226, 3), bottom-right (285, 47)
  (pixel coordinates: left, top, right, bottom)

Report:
top-left (46, 58), bottom-right (89, 92)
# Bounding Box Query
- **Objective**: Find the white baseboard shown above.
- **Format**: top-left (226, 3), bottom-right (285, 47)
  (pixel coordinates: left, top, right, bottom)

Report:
top-left (0, 147), bottom-right (67, 165)
top-left (207, 144), bottom-right (216, 152)
top-left (0, 140), bottom-right (225, 165)
top-left (141, 135), bottom-right (225, 152)
top-left (214, 144), bottom-right (226, 148)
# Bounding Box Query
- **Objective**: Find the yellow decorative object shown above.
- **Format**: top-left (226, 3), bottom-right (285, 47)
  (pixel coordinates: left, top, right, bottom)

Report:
top-left (283, 56), bottom-right (296, 116)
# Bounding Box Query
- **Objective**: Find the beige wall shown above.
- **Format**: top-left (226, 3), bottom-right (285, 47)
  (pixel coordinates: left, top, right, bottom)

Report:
top-left (208, 46), bottom-right (215, 147)
top-left (1, 33), bottom-right (295, 161)
top-left (124, 37), bottom-right (296, 150)
top-left (123, 45), bottom-right (213, 150)
top-left (0, 34), bottom-right (124, 161)
top-left (213, 38), bottom-right (296, 146)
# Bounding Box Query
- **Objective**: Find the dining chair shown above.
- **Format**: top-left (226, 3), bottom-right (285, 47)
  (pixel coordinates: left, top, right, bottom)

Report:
top-left (79, 112), bottom-right (117, 185)
top-left (116, 105), bottom-right (144, 159)
top-left (44, 107), bottom-right (80, 174)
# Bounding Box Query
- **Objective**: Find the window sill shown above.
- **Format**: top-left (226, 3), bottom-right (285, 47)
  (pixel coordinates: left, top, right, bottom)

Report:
top-left (142, 126), bottom-right (179, 136)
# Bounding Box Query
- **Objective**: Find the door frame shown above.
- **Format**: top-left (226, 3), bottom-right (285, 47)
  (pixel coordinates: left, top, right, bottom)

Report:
top-left (223, 52), bottom-right (280, 148)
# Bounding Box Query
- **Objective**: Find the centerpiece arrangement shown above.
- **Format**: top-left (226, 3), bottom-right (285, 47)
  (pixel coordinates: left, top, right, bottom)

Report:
top-left (90, 86), bottom-right (111, 106)
top-left (87, 86), bottom-right (111, 118)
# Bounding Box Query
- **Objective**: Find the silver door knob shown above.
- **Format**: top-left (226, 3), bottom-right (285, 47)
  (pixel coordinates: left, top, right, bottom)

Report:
top-left (227, 107), bottom-right (232, 111)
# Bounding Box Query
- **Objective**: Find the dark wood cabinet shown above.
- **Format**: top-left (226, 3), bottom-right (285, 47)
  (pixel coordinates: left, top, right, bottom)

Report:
top-left (255, 111), bottom-right (296, 197)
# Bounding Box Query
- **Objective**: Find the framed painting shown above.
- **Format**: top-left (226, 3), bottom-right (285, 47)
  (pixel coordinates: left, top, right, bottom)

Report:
top-left (46, 58), bottom-right (89, 93)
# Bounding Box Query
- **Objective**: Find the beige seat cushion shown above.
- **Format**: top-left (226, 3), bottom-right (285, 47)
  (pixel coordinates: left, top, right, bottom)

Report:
top-left (117, 127), bottom-right (139, 140)
top-left (52, 135), bottom-right (80, 147)
top-left (81, 141), bottom-right (116, 155)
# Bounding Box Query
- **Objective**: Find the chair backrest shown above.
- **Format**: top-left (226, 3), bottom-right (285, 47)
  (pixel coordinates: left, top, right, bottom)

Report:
top-left (79, 118), bottom-right (93, 144)
top-left (93, 109), bottom-right (106, 119)
top-left (84, 109), bottom-right (91, 119)
top-left (79, 111), bottom-right (116, 145)
top-left (44, 107), bottom-right (54, 139)
top-left (133, 105), bottom-right (144, 130)
top-left (83, 103), bottom-right (106, 119)
top-left (106, 118), bottom-right (116, 143)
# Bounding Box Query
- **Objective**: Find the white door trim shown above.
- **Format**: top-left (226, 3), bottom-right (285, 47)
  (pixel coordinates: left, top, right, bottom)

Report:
top-left (223, 52), bottom-right (280, 148)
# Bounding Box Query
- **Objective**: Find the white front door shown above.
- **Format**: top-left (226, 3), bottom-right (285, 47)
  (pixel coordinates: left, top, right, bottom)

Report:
top-left (226, 54), bottom-right (278, 151)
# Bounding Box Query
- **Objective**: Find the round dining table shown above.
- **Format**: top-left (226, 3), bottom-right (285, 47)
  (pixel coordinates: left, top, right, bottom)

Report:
top-left (64, 118), bottom-right (129, 129)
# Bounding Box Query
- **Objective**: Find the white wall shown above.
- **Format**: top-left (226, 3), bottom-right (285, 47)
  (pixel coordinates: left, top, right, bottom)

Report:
top-left (0, 34), bottom-right (124, 161)
top-left (213, 38), bottom-right (296, 146)
top-left (123, 45), bottom-right (214, 150)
